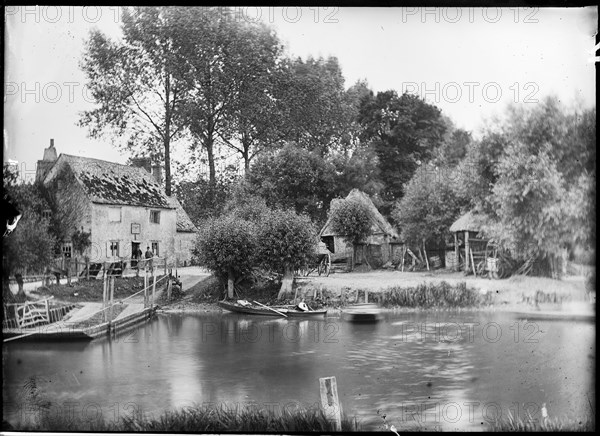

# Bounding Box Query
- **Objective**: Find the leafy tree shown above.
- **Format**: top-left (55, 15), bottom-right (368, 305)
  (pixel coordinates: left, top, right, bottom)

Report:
top-left (256, 209), bottom-right (317, 299)
top-left (481, 98), bottom-right (595, 276)
top-left (330, 146), bottom-right (384, 199)
top-left (434, 127), bottom-right (472, 167)
top-left (2, 179), bottom-right (56, 299)
top-left (358, 90), bottom-right (447, 213)
top-left (71, 228), bottom-right (92, 258)
top-left (170, 7), bottom-right (283, 181)
top-left (79, 6), bottom-right (188, 196)
top-left (175, 168), bottom-right (240, 224)
top-left (223, 187), bottom-right (271, 223)
top-left (392, 164), bottom-right (465, 250)
top-left (275, 56), bottom-right (349, 154)
top-left (247, 144), bottom-right (336, 223)
top-left (195, 214), bottom-right (257, 298)
top-left (328, 198), bottom-right (372, 270)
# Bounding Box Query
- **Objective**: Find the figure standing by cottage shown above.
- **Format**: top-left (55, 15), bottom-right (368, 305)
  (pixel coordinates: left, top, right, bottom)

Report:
top-left (145, 246), bottom-right (154, 271)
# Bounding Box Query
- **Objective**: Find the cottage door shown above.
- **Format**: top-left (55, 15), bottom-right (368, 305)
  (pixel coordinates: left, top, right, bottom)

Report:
top-left (131, 242), bottom-right (140, 268)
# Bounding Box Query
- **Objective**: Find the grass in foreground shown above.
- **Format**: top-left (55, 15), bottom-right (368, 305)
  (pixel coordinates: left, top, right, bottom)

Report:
top-left (7, 402), bottom-right (359, 432)
top-left (489, 410), bottom-right (594, 432)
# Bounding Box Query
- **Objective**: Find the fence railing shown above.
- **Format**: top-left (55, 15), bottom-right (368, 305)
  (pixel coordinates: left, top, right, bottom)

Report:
top-left (10, 256), bottom-right (174, 287)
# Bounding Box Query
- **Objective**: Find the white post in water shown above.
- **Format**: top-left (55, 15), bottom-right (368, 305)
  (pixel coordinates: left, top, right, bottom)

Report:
top-left (151, 265), bottom-right (157, 307)
top-left (144, 265), bottom-right (148, 308)
top-left (319, 376), bottom-right (341, 431)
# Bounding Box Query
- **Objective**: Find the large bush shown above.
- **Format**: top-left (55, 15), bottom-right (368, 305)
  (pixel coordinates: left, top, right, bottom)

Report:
top-left (256, 209), bottom-right (318, 299)
top-left (195, 215), bottom-right (257, 298)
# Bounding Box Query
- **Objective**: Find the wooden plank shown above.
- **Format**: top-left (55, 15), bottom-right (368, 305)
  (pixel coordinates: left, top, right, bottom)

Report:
top-left (319, 376), bottom-right (342, 431)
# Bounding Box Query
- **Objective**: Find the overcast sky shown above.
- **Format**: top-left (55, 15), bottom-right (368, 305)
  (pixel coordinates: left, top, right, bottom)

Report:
top-left (4, 6), bottom-right (597, 181)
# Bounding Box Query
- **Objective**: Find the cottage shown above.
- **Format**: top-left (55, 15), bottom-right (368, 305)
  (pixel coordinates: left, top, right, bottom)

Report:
top-left (319, 189), bottom-right (399, 268)
top-left (36, 140), bottom-right (197, 267)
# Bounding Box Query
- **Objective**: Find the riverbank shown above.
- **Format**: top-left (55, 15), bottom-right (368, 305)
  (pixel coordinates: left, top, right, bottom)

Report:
top-left (158, 269), bottom-right (594, 315)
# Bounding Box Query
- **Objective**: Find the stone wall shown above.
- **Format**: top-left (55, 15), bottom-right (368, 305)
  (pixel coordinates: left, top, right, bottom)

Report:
top-left (90, 203), bottom-right (176, 262)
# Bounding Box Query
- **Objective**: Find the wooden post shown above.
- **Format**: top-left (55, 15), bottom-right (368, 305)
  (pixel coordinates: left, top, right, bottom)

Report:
top-left (470, 249), bottom-right (477, 277)
top-left (44, 298), bottom-right (50, 323)
top-left (464, 231), bottom-right (470, 273)
top-left (319, 377), bottom-right (342, 431)
top-left (74, 257), bottom-right (79, 280)
top-left (66, 258), bottom-right (71, 286)
top-left (85, 257), bottom-right (90, 281)
top-left (102, 270), bottom-right (108, 322)
top-left (151, 266), bottom-right (157, 307)
top-left (144, 266), bottom-right (148, 308)
top-left (164, 256), bottom-right (167, 276)
top-left (365, 289), bottom-right (369, 304)
top-left (454, 233), bottom-right (459, 272)
top-left (401, 246), bottom-right (406, 272)
top-left (167, 279), bottom-right (172, 300)
top-left (110, 276), bottom-right (115, 321)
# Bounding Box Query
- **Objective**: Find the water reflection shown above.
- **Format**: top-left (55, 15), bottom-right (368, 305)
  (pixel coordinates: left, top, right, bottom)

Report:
top-left (3, 311), bottom-right (594, 430)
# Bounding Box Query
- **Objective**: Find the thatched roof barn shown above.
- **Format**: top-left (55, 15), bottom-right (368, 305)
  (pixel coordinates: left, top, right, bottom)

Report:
top-left (320, 189), bottom-right (399, 267)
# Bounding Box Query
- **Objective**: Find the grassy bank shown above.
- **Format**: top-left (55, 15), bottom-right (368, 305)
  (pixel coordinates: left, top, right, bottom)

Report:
top-left (375, 282), bottom-right (488, 308)
top-left (5, 402), bottom-right (359, 432)
top-left (32, 277), bottom-right (147, 302)
top-left (490, 410), bottom-right (594, 432)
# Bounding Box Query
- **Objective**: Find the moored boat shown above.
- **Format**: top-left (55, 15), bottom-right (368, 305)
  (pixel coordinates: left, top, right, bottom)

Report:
top-left (342, 303), bottom-right (383, 323)
top-left (218, 300), bottom-right (327, 317)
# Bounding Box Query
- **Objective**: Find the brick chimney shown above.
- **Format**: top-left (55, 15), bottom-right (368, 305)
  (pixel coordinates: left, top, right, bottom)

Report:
top-left (151, 164), bottom-right (163, 186)
top-left (130, 157), bottom-right (152, 174)
top-left (36, 138), bottom-right (58, 183)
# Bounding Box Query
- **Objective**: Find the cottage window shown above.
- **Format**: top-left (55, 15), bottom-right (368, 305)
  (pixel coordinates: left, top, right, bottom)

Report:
top-left (42, 209), bottom-right (52, 220)
top-left (151, 241), bottom-right (159, 257)
top-left (109, 207), bottom-right (122, 222)
top-left (61, 242), bottom-right (72, 258)
top-left (150, 210), bottom-right (161, 224)
top-left (110, 241), bottom-right (120, 257)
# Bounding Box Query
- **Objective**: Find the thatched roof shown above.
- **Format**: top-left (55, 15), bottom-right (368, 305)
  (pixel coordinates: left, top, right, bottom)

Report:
top-left (449, 211), bottom-right (486, 233)
top-left (320, 189), bottom-right (399, 239)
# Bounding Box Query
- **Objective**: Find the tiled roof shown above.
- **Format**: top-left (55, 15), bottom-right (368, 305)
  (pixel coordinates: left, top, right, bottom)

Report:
top-left (168, 196), bottom-right (198, 233)
top-left (46, 154), bottom-right (173, 209)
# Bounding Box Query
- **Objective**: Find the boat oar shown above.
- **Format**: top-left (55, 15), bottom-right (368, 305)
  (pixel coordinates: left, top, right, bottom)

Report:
top-left (253, 300), bottom-right (287, 317)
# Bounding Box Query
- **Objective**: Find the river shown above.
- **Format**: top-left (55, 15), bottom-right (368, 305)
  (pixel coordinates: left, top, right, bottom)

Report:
top-left (2, 310), bottom-right (594, 431)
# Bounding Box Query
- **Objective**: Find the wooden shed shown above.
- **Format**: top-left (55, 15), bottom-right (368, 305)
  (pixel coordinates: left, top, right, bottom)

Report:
top-left (449, 211), bottom-right (489, 273)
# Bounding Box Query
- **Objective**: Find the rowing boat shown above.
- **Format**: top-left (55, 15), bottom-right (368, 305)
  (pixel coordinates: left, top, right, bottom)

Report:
top-left (218, 301), bottom-right (327, 317)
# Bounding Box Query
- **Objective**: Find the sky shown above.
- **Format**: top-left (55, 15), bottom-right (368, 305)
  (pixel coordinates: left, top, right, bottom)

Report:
top-left (4, 6), bottom-right (597, 182)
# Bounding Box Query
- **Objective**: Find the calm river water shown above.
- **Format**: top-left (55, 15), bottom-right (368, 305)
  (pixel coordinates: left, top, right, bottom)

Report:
top-left (3, 311), bottom-right (595, 431)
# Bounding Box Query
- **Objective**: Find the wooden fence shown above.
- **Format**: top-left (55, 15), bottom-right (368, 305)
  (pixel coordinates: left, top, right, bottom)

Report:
top-left (10, 256), bottom-right (174, 289)
top-left (3, 297), bottom-right (77, 329)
